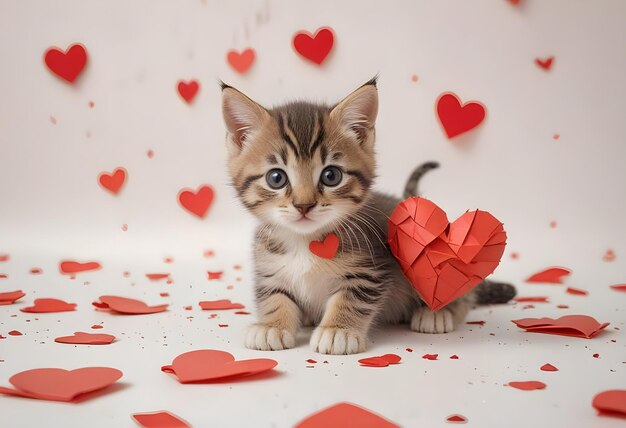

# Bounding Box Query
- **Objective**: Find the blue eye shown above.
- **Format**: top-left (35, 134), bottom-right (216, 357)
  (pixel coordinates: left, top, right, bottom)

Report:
top-left (266, 169), bottom-right (288, 189)
top-left (320, 166), bottom-right (342, 187)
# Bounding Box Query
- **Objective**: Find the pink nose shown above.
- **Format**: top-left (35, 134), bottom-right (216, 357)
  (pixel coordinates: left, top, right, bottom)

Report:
top-left (293, 202), bottom-right (317, 215)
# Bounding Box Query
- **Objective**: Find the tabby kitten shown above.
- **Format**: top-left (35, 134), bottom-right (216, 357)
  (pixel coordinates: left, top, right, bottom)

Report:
top-left (221, 78), bottom-right (514, 355)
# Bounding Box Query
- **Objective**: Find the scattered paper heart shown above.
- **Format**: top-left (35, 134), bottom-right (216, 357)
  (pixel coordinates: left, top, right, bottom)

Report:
top-left (592, 390), bottom-right (626, 419)
top-left (146, 273), bottom-right (170, 281)
top-left (177, 80), bottom-right (200, 104)
top-left (610, 284), bottom-right (626, 292)
top-left (93, 295), bottom-right (168, 315)
top-left (55, 332), bottom-right (115, 345)
top-left (59, 260), bottom-right (101, 274)
top-left (358, 354), bottom-right (401, 368)
top-left (436, 92), bottom-right (486, 139)
top-left (446, 414), bottom-right (468, 423)
top-left (540, 363), bottom-right (558, 372)
top-left (44, 43), bottom-right (87, 84)
top-left (21, 298), bottom-right (76, 313)
top-left (131, 410), bottom-right (191, 428)
top-left (178, 185), bottom-right (214, 218)
top-left (515, 296), bottom-right (549, 303)
top-left (526, 267), bottom-right (571, 284)
top-left (295, 402), bottom-right (399, 428)
top-left (98, 168), bottom-right (127, 195)
top-left (507, 381), bottom-right (546, 391)
top-left (227, 48), bottom-right (255, 73)
top-left (199, 300), bottom-right (245, 310)
top-left (535, 56), bottom-right (554, 71)
top-left (422, 354), bottom-right (438, 360)
top-left (309, 233), bottom-right (340, 259)
top-left (566, 287), bottom-right (588, 296)
top-left (512, 315), bottom-right (609, 339)
top-left (207, 271), bottom-right (223, 280)
top-left (292, 27), bottom-right (335, 65)
top-left (0, 290), bottom-right (25, 305)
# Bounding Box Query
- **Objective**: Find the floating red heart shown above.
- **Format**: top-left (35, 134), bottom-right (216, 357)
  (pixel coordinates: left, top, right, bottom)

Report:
top-left (309, 233), bottom-right (339, 259)
top-left (227, 48), bottom-right (255, 74)
top-left (132, 411), bottom-right (191, 428)
top-left (93, 295), bottom-right (168, 315)
top-left (161, 349), bottom-right (277, 383)
top-left (21, 298), bottom-right (76, 313)
top-left (388, 197), bottom-right (506, 311)
top-left (512, 315), bottom-right (609, 338)
top-left (199, 299), bottom-right (245, 310)
top-left (60, 260), bottom-right (102, 274)
top-left (525, 266), bottom-right (571, 284)
top-left (0, 290), bottom-right (25, 305)
top-left (55, 332), bottom-right (115, 345)
top-left (178, 185), bottom-right (214, 218)
top-left (44, 43), bottom-right (87, 84)
top-left (177, 80), bottom-right (200, 104)
top-left (295, 402), bottom-right (399, 428)
top-left (592, 390), bottom-right (626, 419)
top-left (293, 27), bottom-right (335, 65)
top-left (0, 367), bottom-right (122, 402)
top-left (535, 56), bottom-right (554, 71)
top-left (98, 168), bottom-right (126, 195)
top-left (436, 93), bottom-right (486, 139)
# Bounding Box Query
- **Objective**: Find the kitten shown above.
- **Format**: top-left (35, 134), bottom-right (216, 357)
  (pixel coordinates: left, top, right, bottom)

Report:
top-left (221, 77), bottom-right (515, 355)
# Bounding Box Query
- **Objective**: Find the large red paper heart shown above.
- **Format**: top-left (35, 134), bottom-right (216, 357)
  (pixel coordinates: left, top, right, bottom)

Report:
top-left (388, 197), bottom-right (506, 311)
top-left (436, 92), bottom-right (486, 139)
top-left (177, 80), bottom-right (199, 104)
top-left (293, 27), bottom-right (334, 65)
top-left (227, 48), bottom-right (255, 74)
top-left (98, 168), bottom-right (126, 194)
top-left (309, 233), bottom-right (339, 259)
top-left (178, 185), bottom-right (214, 218)
top-left (295, 402), bottom-right (399, 428)
top-left (592, 390), bottom-right (626, 419)
top-left (161, 349), bottom-right (277, 383)
top-left (512, 315), bottom-right (609, 338)
top-left (44, 43), bottom-right (87, 84)
top-left (0, 367), bottom-right (122, 402)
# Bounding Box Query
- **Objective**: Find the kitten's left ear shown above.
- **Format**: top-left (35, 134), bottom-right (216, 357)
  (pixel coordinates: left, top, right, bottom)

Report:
top-left (330, 77), bottom-right (379, 145)
top-left (221, 82), bottom-right (270, 153)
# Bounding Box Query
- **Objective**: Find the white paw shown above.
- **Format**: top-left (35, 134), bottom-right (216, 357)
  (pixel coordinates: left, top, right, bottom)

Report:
top-left (411, 307), bottom-right (455, 334)
top-left (245, 324), bottom-right (295, 351)
top-left (310, 326), bottom-right (366, 355)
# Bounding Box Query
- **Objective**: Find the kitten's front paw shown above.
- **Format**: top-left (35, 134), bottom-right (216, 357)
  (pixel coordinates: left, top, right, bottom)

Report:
top-left (245, 324), bottom-right (295, 351)
top-left (411, 307), bottom-right (455, 334)
top-left (310, 326), bottom-right (366, 355)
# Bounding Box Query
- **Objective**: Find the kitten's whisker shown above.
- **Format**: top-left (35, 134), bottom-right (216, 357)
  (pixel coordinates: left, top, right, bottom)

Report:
top-left (344, 217), bottom-right (375, 266)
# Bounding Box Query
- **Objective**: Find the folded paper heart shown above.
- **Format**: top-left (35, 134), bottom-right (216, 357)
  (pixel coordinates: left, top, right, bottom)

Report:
top-left (295, 402), bottom-right (399, 428)
top-left (388, 197), bottom-right (506, 311)
top-left (0, 290), bottom-right (25, 305)
top-left (93, 295), bottom-right (168, 315)
top-left (20, 298), bottom-right (76, 313)
top-left (132, 410), bottom-right (191, 428)
top-left (198, 300), bottom-right (245, 310)
top-left (161, 349), bottom-right (277, 383)
top-left (0, 367), bottom-right (122, 402)
top-left (511, 315), bottom-right (609, 339)
top-left (592, 390), bottom-right (626, 419)
top-left (55, 332), bottom-right (115, 345)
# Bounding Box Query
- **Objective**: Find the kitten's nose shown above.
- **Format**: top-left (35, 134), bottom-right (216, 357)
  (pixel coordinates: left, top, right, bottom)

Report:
top-left (293, 202), bottom-right (317, 215)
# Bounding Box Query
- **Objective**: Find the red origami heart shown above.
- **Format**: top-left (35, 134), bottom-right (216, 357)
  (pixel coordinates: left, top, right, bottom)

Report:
top-left (0, 367), bottom-right (122, 402)
top-left (227, 48), bottom-right (255, 73)
top-left (177, 80), bottom-right (200, 104)
top-left (388, 197), bottom-right (507, 311)
top-left (309, 233), bottom-right (339, 259)
top-left (98, 168), bottom-right (126, 195)
top-left (178, 185), bottom-right (214, 218)
top-left (44, 43), bottom-right (87, 84)
top-left (293, 27), bottom-right (334, 65)
top-left (436, 92), bottom-right (486, 139)
top-left (161, 349), bottom-right (277, 383)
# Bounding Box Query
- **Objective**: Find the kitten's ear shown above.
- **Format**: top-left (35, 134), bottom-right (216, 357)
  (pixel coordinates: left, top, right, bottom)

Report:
top-left (221, 82), bottom-right (270, 151)
top-left (330, 77), bottom-right (379, 145)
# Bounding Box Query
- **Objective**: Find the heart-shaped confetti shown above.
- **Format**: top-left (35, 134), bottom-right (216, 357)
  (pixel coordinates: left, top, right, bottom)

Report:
top-left (227, 48), bottom-right (255, 73)
top-left (295, 402), bottom-right (399, 428)
top-left (59, 260), bottom-right (102, 274)
top-left (132, 411), bottom-right (191, 428)
top-left (388, 197), bottom-right (506, 311)
top-left (93, 295), bottom-right (168, 315)
top-left (446, 414), bottom-right (468, 423)
top-left (0, 367), bottom-right (122, 402)
top-left (178, 185), bottom-right (214, 218)
top-left (161, 349), bottom-right (277, 383)
top-left (526, 267), bottom-right (571, 284)
top-left (44, 43), bottom-right (87, 84)
top-left (507, 381), bottom-right (546, 391)
top-left (55, 332), bottom-right (115, 345)
top-left (199, 299), bottom-right (245, 310)
top-left (21, 298), bottom-right (77, 313)
top-left (540, 363), bottom-right (558, 372)
top-left (436, 93), bottom-right (486, 139)
top-left (592, 390), bottom-right (626, 419)
top-left (293, 27), bottom-right (335, 65)
top-left (0, 290), bottom-right (25, 305)
top-left (98, 168), bottom-right (127, 195)
top-left (358, 354), bottom-right (401, 368)
top-left (535, 56), bottom-right (554, 71)
top-left (309, 233), bottom-right (339, 259)
top-left (177, 80), bottom-right (200, 104)
top-left (512, 315), bottom-right (609, 339)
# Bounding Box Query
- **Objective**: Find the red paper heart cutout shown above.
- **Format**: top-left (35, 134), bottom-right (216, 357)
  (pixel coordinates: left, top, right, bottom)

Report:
top-left (540, 363), bottom-right (558, 372)
top-left (199, 299), bottom-right (245, 310)
top-left (295, 402), bottom-right (399, 428)
top-left (535, 56), bottom-right (554, 71)
top-left (436, 93), bottom-right (486, 139)
top-left (293, 27), bottom-right (335, 65)
top-left (446, 414), bottom-right (468, 423)
top-left (177, 80), bottom-right (200, 104)
top-left (227, 48), bottom-right (255, 73)
top-left (592, 390), bottom-right (626, 419)
top-left (59, 260), bottom-right (101, 274)
top-left (132, 411), bottom-right (191, 428)
top-left (358, 354), bottom-right (401, 367)
top-left (161, 349), bottom-right (277, 383)
top-left (98, 168), bottom-right (126, 194)
top-left (178, 185), bottom-right (214, 218)
top-left (0, 367), bottom-right (122, 402)
top-left (0, 290), bottom-right (25, 305)
top-left (507, 381), bottom-right (546, 391)
top-left (55, 332), bottom-right (115, 345)
top-left (21, 298), bottom-right (76, 313)
top-left (93, 295), bottom-right (168, 315)
top-left (388, 197), bottom-right (506, 311)
top-left (44, 43), bottom-right (87, 84)
top-left (512, 315), bottom-right (609, 338)
top-left (525, 266), bottom-right (571, 284)
top-left (309, 233), bottom-right (340, 259)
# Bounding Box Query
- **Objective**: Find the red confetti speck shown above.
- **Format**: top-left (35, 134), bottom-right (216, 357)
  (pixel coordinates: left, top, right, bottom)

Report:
top-left (147, 149), bottom-right (154, 158)
top-left (422, 354), bottom-right (438, 360)
top-left (610, 284), bottom-right (626, 292)
top-left (406, 348), bottom-right (413, 352)
top-left (553, 133), bottom-right (560, 140)
top-left (593, 353), bottom-right (600, 358)
top-left (207, 271), bottom-right (223, 280)
top-left (233, 264), bottom-right (242, 270)
top-left (226, 285), bottom-right (234, 290)
top-left (123, 271), bottom-right (130, 278)
top-left (515, 296), bottom-right (549, 303)
top-left (603, 249), bottom-right (615, 262)
top-left (50, 116), bottom-right (57, 124)
top-left (522, 305), bottom-right (535, 310)
top-left (29, 268), bottom-right (42, 274)
top-left (208, 314), bottom-right (218, 319)
top-left (466, 321), bottom-right (485, 326)
top-left (557, 304), bottom-right (569, 309)
top-left (411, 74), bottom-right (418, 82)
top-left (160, 292), bottom-right (170, 297)
top-left (203, 250), bottom-right (215, 257)
top-left (183, 306), bottom-right (192, 311)
top-left (199, 300), bottom-right (244, 310)
top-left (566, 287), bottom-right (588, 296)
top-left (121, 224), bottom-right (128, 232)
top-left (446, 414), bottom-right (468, 423)
top-left (306, 359), bottom-right (317, 364)
top-left (164, 257), bottom-right (174, 263)
top-left (0, 274), bottom-right (8, 279)
top-left (508, 381), bottom-right (546, 391)
top-left (234, 311), bottom-right (251, 315)
top-left (540, 363), bottom-right (558, 372)
top-left (218, 324), bottom-right (229, 328)
top-left (0, 254), bottom-right (9, 262)
top-left (8, 330), bottom-right (22, 336)
top-left (91, 324), bottom-right (103, 329)
top-left (450, 355), bottom-right (459, 359)
top-left (146, 273), bottom-right (170, 281)
top-left (88, 101), bottom-right (94, 108)
top-left (549, 221), bottom-right (557, 228)
top-left (510, 252), bottom-right (519, 260)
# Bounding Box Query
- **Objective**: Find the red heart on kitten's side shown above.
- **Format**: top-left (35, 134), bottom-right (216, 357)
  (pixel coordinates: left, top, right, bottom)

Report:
top-left (309, 233), bottom-right (340, 259)
top-left (436, 92), bottom-right (486, 139)
top-left (161, 349), bottom-right (277, 383)
top-left (177, 80), bottom-right (200, 104)
top-left (98, 168), bottom-right (126, 194)
top-left (293, 27), bottom-right (335, 65)
top-left (44, 43), bottom-right (87, 84)
top-left (177, 185), bottom-right (214, 218)
top-left (227, 48), bottom-right (255, 74)
top-left (388, 197), bottom-right (506, 311)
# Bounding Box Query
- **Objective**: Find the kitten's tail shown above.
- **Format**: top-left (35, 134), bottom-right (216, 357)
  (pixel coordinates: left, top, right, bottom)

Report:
top-left (403, 161), bottom-right (440, 198)
top-left (473, 280), bottom-right (517, 304)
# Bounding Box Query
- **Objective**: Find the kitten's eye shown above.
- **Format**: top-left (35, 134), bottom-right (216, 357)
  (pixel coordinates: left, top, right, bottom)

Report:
top-left (265, 169), bottom-right (288, 189)
top-left (320, 166), bottom-right (342, 187)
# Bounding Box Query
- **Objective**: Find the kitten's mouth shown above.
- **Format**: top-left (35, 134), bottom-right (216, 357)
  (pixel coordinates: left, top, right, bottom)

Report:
top-left (295, 215), bottom-right (313, 222)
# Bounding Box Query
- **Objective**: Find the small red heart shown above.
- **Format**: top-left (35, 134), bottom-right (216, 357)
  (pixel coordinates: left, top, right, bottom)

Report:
top-left (177, 80), bottom-right (200, 104)
top-left (177, 185), bottom-right (214, 218)
top-left (55, 332), bottom-right (115, 345)
top-left (60, 260), bottom-right (102, 274)
top-left (388, 197), bottom-right (506, 311)
top-left (0, 290), bottom-right (25, 305)
top-left (227, 48), bottom-right (256, 74)
top-left (0, 367), bottom-right (122, 402)
top-left (199, 299), bottom-right (245, 310)
top-left (535, 56), bottom-right (554, 71)
top-left (293, 27), bottom-right (335, 65)
top-left (132, 411), bottom-right (191, 428)
top-left (592, 390), bottom-right (626, 419)
top-left (44, 43), bottom-right (87, 84)
top-left (525, 266), bottom-right (571, 284)
top-left (309, 233), bottom-right (340, 259)
top-left (295, 402), bottom-right (399, 428)
top-left (358, 354), bottom-right (401, 368)
top-left (436, 93), bottom-right (486, 139)
top-left (93, 295), bottom-right (168, 315)
top-left (161, 349), bottom-right (277, 383)
top-left (98, 168), bottom-right (126, 195)
top-left (21, 298), bottom-right (77, 313)
top-left (507, 381), bottom-right (546, 391)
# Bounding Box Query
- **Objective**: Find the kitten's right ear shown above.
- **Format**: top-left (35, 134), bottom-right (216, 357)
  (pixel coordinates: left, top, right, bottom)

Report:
top-left (221, 82), bottom-right (269, 150)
